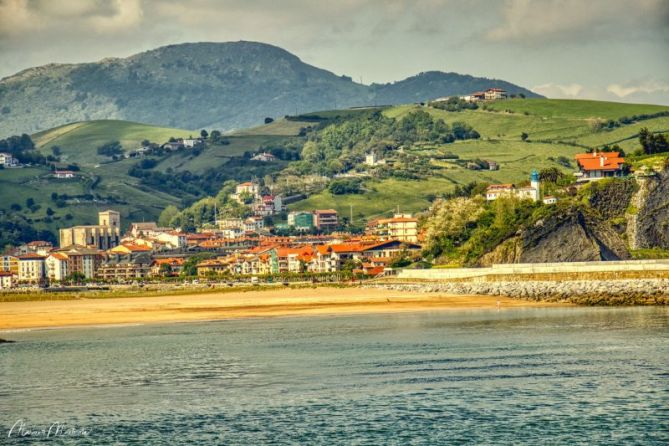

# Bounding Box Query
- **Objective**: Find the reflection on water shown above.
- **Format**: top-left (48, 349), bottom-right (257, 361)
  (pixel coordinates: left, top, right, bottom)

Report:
top-left (1, 307), bottom-right (668, 444)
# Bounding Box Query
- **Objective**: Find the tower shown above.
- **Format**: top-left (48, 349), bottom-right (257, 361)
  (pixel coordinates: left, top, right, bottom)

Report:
top-left (99, 210), bottom-right (120, 229)
top-left (530, 170), bottom-right (541, 202)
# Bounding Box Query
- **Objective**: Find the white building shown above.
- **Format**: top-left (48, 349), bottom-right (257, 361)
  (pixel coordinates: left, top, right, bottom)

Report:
top-left (0, 152), bottom-right (18, 167)
top-left (154, 231), bottom-right (187, 249)
top-left (232, 182), bottom-right (261, 203)
top-left (17, 254), bottom-right (46, 283)
top-left (486, 171), bottom-right (541, 202)
top-left (46, 252), bottom-right (69, 281)
top-left (183, 138), bottom-right (203, 148)
top-left (53, 170), bottom-right (76, 179)
top-left (0, 272), bottom-right (15, 289)
top-left (365, 152), bottom-right (385, 166)
top-left (251, 152), bottom-right (277, 162)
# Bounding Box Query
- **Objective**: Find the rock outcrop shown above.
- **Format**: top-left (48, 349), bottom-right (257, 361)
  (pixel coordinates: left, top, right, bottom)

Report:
top-left (627, 171), bottom-right (669, 249)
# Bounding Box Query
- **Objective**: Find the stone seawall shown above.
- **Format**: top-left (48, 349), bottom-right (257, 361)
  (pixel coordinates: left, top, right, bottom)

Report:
top-left (366, 279), bottom-right (669, 305)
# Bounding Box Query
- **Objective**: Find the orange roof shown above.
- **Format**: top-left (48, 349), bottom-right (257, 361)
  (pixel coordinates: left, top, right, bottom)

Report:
top-left (153, 257), bottom-right (185, 266)
top-left (120, 243), bottom-right (152, 252)
top-left (49, 252), bottom-right (68, 260)
top-left (576, 152), bottom-right (625, 172)
top-left (27, 240), bottom-right (52, 246)
top-left (314, 209), bottom-right (337, 214)
top-left (16, 253), bottom-right (46, 260)
top-left (487, 184), bottom-right (514, 190)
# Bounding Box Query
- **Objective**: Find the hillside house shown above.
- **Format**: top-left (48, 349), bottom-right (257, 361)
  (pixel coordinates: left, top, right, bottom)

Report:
top-left (461, 92), bottom-right (486, 102)
top-left (251, 152), bottom-right (277, 162)
top-left (232, 181), bottom-right (261, 203)
top-left (484, 88), bottom-right (507, 100)
top-left (314, 210), bottom-right (339, 232)
top-left (368, 214), bottom-right (419, 243)
top-left (486, 171), bottom-right (541, 202)
top-left (0, 152), bottom-right (18, 167)
top-left (53, 170), bottom-right (76, 179)
top-left (183, 138), bottom-right (203, 148)
top-left (575, 151), bottom-right (626, 181)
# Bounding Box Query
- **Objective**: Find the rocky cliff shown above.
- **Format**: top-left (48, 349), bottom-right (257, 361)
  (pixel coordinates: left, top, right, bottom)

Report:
top-left (626, 171), bottom-right (669, 249)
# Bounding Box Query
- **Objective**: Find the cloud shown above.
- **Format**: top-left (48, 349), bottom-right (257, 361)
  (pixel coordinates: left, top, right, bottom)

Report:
top-left (607, 80), bottom-right (669, 98)
top-left (532, 83), bottom-right (585, 98)
top-left (486, 0), bottom-right (668, 43)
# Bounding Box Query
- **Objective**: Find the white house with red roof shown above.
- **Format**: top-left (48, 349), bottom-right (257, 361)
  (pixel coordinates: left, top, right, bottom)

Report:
top-left (575, 151), bottom-right (626, 181)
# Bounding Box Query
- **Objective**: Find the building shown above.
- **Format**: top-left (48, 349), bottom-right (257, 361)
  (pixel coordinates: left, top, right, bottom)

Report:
top-left (575, 151), bottom-right (626, 181)
top-left (365, 152), bottom-right (385, 166)
top-left (127, 222), bottom-right (159, 238)
top-left (287, 211), bottom-right (315, 231)
top-left (486, 171), bottom-right (541, 202)
top-left (154, 231), bottom-right (187, 249)
top-left (370, 214), bottom-right (419, 243)
top-left (232, 181), bottom-right (261, 203)
top-left (543, 196), bottom-right (558, 205)
top-left (151, 258), bottom-right (185, 276)
top-left (53, 170), bottom-right (76, 179)
top-left (97, 253), bottom-right (151, 281)
top-left (45, 252), bottom-right (69, 281)
top-left (314, 210), bottom-right (339, 232)
top-left (110, 243), bottom-right (152, 255)
top-left (0, 152), bottom-right (18, 167)
top-left (0, 271), bottom-right (15, 289)
top-left (59, 210), bottom-right (121, 249)
top-left (183, 138), bottom-right (203, 148)
top-left (251, 152), bottom-right (277, 162)
top-left (484, 88), bottom-right (507, 100)
top-left (461, 92), bottom-right (485, 102)
top-left (22, 240), bottom-right (54, 255)
top-left (57, 246), bottom-right (103, 279)
top-left (17, 253), bottom-right (46, 283)
top-left (1, 255), bottom-right (18, 275)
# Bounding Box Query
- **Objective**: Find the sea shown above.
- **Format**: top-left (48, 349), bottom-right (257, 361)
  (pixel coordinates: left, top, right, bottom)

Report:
top-left (1, 307), bottom-right (667, 444)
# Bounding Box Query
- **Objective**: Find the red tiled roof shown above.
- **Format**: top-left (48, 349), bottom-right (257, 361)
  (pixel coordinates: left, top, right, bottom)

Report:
top-left (576, 152), bottom-right (625, 172)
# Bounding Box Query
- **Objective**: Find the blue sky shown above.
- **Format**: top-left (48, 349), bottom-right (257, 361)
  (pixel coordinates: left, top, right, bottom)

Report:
top-left (1, 0), bottom-right (668, 104)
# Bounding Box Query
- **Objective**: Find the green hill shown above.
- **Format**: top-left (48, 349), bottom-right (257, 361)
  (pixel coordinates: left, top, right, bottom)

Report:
top-left (1, 98), bottom-right (667, 246)
top-left (0, 41), bottom-right (540, 137)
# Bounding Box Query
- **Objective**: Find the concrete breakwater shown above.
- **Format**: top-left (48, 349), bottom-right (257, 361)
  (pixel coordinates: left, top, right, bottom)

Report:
top-left (366, 279), bottom-right (669, 305)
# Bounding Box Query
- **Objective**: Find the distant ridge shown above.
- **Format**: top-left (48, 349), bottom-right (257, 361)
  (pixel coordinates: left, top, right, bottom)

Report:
top-left (0, 41), bottom-right (541, 136)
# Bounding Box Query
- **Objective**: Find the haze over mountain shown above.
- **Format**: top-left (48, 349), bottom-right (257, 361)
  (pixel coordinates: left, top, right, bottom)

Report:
top-left (0, 41), bottom-right (540, 136)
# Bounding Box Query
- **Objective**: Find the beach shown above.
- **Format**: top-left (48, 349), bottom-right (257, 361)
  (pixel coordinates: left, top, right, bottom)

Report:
top-left (0, 287), bottom-right (565, 330)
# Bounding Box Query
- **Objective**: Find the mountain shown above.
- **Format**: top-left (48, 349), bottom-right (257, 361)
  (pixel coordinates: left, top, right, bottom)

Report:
top-left (0, 41), bottom-right (540, 137)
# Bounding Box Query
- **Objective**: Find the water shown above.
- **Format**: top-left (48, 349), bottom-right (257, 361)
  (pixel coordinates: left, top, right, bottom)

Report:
top-left (1, 307), bottom-right (667, 444)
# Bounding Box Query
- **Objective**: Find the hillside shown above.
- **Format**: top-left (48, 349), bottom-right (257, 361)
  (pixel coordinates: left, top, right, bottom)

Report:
top-left (0, 41), bottom-right (539, 137)
top-left (0, 98), bottom-right (667, 247)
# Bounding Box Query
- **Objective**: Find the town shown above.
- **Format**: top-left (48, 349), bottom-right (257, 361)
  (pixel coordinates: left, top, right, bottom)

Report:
top-left (0, 146), bottom-right (631, 289)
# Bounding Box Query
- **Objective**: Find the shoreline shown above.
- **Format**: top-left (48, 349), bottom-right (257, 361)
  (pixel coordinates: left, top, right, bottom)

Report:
top-left (0, 287), bottom-right (566, 331)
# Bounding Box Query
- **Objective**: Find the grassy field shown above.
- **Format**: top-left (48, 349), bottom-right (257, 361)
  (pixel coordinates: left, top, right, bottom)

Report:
top-left (483, 98), bottom-right (669, 119)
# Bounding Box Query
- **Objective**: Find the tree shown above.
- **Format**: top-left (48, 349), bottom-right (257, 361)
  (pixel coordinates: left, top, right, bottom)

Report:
top-left (539, 167), bottom-right (564, 183)
top-left (210, 130), bottom-right (222, 143)
top-left (159, 263), bottom-right (173, 276)
top-left (97, 141), bottom-right (123, 157)
top-left (264, 117), bottom-right (274, 124)
top-left (50, 192), bottom-right (58, 201)
top-left (51, 146), bottom-right (62, 156)
top-left (46, 207), bottom-right (55, 216)
top-left (26, 198), bottom-right (35, 208)
top-left (521, 132), bottom-right (529, 142)
top-left (158, 205), bottom-right (179, 227)
top-left (141, 139), bottom-right (151, 147)
top-left (200, 129), bottom-right (209, 139)
top-left (10, 203), bottom-right (21, 211)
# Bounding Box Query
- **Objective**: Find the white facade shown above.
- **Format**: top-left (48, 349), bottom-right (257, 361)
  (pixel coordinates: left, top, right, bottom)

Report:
top-left (46, 254), bottom-right (69, 281)
top-left (0, 273), bottom-right (14, 289)
top-left (0, 152), bottom-right (18, 167)
top-left (17, 256), bottom-right (46, 282)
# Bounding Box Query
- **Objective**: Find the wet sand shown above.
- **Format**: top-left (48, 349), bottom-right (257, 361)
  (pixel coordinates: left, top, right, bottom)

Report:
top-left (0, 287), bottom-right (566, 330)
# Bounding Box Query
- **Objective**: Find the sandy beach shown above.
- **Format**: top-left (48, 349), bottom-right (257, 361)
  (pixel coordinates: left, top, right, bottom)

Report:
top-left (0, 287), bottom-right (566, 330)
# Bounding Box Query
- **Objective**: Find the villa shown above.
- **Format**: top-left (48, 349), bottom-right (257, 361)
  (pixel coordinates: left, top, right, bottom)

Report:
top-left (575, 151), bottom-right (626, 181)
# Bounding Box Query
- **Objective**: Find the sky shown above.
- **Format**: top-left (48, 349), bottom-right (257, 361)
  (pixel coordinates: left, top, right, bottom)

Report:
top-left (1, 0), bottom-right (668, 104)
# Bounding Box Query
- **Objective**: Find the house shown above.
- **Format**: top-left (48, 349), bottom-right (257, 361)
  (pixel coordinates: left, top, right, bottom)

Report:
top-left (196, 258), bottom-right (230, 277)
top-left (46, 252), bottom-right (69, 281)
top-left (127, 222), bottom-right (159, 238)
top-left (488, 161), bottom-right (499, 171)
top-left (162, 141), bottom-right (184, 151)
top-left (110, 243), bottom-right (153, 255)
top-left (60, 210), bottom-right (121, 249)
top-left (53, 170), bottom-right (76, 179)
top-left (365, 152), bottom-right (386, 166)
top-left (243, 216), bottom-right (264, 232)
top-left (97, 253), bottom-right (152, 281)
top-left (486, 171), bottom-right (541, 202)
top-left (314, 210), bottom-right (339, 232)
top-left (484, 88), bottom-right (507, 100)
top-left (461, 92), bottom-right (485, 102)
top-left (183, 138), bottom-right (203, 148)
top-left (151, 257), bottom-right (185, 276)
top-left (56, 246), bottom-right (103, 279)
top-left (287, 211), bottom-right (315, 231)
top-left (575, 151), bottom-right (626, 181)
top-left (369, 214), bottom-right (419, 243)
top-left (0, 152), bottom-right (18, 167)
top-left (0, 271), bottom-right (15, 289)
top-left (154, 231), bottom-right (187, 249)
top-left (18, 240), bottom-right (54, 256)
top-left (251, 152), bottom-right (277, 162)
top-left (543, 196), bottom-right (558, 205)
top-left (232, 181), bottom-right (261, 203)
top-left (1, 255), bottom-right (19, 275)
top-left (16, 253), bottom-right (47, 283)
